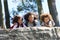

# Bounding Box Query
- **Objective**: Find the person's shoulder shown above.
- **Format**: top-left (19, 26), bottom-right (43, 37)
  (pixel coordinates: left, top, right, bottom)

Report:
top-left (10, 23), bottom-right (18, 29)
top-left (34, 20), bottom-right (38, 23)
top-left (34, 20), bottom-right (41, 26)
top-left (49, 21), bottom-right (54, 23)
top-left (13, 23), bottom-right (18, 25)
top-left (12, 23), bottom-right (18, 27)
top-left (49, 21), bottom-right (55, 26)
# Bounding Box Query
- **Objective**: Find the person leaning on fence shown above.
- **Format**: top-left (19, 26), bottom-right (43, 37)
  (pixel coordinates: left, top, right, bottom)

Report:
top-left (40, 13), bottom-right (55, 27)
top-left (24, 12), bottom-right (40, 27)
top-left (10, 15), bottom-right (26, 29)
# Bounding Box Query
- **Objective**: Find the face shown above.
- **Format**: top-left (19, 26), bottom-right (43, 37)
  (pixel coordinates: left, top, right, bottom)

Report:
top-left (18, 18), bottom-right (23, 24)
top-left (28, 15), bottom-right (34, 23)
top-left (44, 17), bottom-right (49, 23)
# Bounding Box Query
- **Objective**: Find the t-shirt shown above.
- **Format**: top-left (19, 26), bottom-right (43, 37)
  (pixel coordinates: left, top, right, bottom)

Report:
top-left (10, 23), bottom-right (26, 29)
top-left (27, 20), bottom-right (40, 27)
top-left (41, 21), bottom-right (55, 27)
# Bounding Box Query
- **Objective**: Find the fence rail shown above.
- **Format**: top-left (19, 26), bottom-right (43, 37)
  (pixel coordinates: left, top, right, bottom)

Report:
top-left (0, 27), bottom-right (60, 40)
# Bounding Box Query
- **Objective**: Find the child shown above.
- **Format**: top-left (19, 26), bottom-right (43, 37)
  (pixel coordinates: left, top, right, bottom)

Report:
top-left (40, 13), bottom-right (55, 27)
top-left (10, 15), bottom-right (26, 29)
top-left (24, 12), bottom-right (40, 27)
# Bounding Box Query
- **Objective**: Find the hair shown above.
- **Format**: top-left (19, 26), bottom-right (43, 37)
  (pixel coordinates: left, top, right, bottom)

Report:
top-left (24, 12), bottom-right (37, 26)
top-left (12, 15), bottom-right (23, 24)
top-left (24, 12), bottom-right (37, 21)
top-left (40, 13), bottom-right (53, 22)
top-left (12, 15), bottom-right (24, 27)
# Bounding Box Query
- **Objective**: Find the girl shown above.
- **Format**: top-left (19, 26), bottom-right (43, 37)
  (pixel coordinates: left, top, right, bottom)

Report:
top-left (40, 13), bottom-right (55, 27)
top-left (10, 15), bottom-right (26, 29)
top-left (24, 12), bottom-right (40, 27)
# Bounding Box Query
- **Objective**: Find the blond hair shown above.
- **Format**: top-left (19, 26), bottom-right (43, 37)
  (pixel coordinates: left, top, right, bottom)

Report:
top-left (40, 13), bottom-right (53, 22)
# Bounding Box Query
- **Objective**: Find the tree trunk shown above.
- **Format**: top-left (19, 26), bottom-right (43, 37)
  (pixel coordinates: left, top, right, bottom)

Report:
top-left (0, 0), bottom-right (3, 27)
top-left (47, 0), bottom-right (59, 26)
top-left (36, 0), bottom-right (43, 22)
top-left (4, 0), bottom-right (10, 28)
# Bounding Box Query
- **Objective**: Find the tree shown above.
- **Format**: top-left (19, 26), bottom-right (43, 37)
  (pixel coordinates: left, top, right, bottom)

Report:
top-left (4, 0), bottom-right (10, 28)
top-left (36, 0), bottom-right (43, 23)
top-left (47, 0), bottom-right (59, 26)
top-left (36, 0), bottom-right (43, 16)
top-left (0, 0), bottom-right (3, 27)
